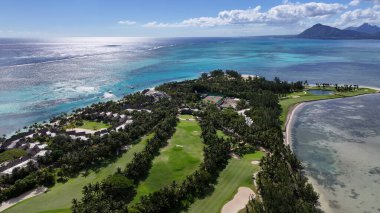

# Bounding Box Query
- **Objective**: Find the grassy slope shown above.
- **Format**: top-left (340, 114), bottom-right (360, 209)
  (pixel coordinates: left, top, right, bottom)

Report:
top-left (280, 88), bottom-right (378, 130)
top-left (131, 115), bottom-right (204, 204)
top-left (3, 134), bottom-right (153, 213)
top-left (186, 151), bottom-right (265, 213)
top-left (0, 149), bottom-right (27, 164)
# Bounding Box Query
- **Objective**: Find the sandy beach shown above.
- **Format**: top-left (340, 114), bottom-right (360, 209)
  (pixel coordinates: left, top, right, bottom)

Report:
top-left (284, 102), bottom-right (305, 147)
top-left (283, 102), bottom-right (333, 212)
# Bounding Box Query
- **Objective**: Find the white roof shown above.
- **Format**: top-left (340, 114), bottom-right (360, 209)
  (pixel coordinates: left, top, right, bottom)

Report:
top-left (29, 142), bottom-right (41, 149)
top-left (37, 144), bottom-right (48, 149)
top-left (1, 159), bottom-right (35, 174)
top-left (34, 150), bottom-right (48, 158)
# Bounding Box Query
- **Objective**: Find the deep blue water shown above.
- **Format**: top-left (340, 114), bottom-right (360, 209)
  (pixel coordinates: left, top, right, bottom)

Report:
top-left (1, 37), bottom-right (380, 135)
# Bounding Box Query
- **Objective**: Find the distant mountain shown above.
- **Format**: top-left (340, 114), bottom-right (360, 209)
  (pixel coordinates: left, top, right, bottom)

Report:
top-left (345, 23), bottom-right (380, 35)
top-left (298, 23), bottom-right (380, 40)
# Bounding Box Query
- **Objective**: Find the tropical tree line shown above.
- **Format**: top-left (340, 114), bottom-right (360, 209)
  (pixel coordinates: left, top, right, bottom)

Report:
top-left (245, 90), bottom-right (321, 213)
top-left (0, 94), bottom-right (170, 203)
top-left (71, 103), bottom-right (178, 212)
top-left (130, 105), bottom-right (231, 213)
top-left (157, 70), bottom-right (304, 106)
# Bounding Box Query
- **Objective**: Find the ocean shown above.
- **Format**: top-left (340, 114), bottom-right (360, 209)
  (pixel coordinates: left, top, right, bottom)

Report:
top-left (1, 37), bottom-right (380, 212)
top-left (1, 37), bottom-right (380, 136)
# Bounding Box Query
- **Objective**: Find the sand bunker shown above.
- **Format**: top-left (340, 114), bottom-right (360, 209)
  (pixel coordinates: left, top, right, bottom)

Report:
top-left (251, 160), bottom-right (260, 165)
top-left (221, 187), bottom-right (255, 213)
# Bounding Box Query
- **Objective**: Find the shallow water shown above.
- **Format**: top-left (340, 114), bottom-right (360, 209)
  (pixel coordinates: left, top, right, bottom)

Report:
top-left (291, 94), bottom-right (380, 213)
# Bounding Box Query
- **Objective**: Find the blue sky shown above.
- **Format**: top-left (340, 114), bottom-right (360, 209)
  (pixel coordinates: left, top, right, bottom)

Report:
top-left (0, 0), bottom-right (379, 37)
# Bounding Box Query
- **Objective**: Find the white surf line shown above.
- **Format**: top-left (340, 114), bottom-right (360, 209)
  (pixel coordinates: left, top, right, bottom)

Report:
top-left (0, 187), bottom-right (47, 212)
top-left (221, 187), bottom-right (255, 213)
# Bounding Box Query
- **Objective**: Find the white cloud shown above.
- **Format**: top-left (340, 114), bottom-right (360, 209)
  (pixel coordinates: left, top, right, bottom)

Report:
top-left (142, 21), bottom-right (185, 28)
top-left (143, 2), bottom-right (346, 28)
top-left (118, 20), bottom-right (136, 25)
top-left (335, 7), bottom-right (380, 27)
top-left (349, 0), bottom-right (380, 6)
top-left (367, 0), bottom-right (380, 5)
top-left (349, 0), bottom-right (361, 6)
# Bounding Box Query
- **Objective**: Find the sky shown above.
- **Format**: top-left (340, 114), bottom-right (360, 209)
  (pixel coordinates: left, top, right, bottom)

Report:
top-left (0, 0), bottom-right (379, 37)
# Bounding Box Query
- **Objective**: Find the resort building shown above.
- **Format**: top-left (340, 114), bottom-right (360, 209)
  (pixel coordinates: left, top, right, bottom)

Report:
top-left (220, 97), bottom-right (240, 109)
top-left (203, 95), bottom-right (224, 105)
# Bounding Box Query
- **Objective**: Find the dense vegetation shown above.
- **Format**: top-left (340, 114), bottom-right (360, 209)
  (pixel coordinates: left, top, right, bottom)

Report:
top-left (130, 105), bottom-right (232, 212)
top-left (0, 94), bottom-right (168, 203)
top-left (2, 70), bottom-right (323, 213)
top-left (72, 100), bottom-right (178, 212)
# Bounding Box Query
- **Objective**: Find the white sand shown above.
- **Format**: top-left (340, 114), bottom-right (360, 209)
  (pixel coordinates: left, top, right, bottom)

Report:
top-left (0, 187), bottom-right (47, 212)
top-left (222, 187), bottom-right (255, 213)
top-left (241, 74), bottom-right (258, 80)
top-left (230, 153), bottom-right (240, 160)
top-left (284, 103), bottom-right (305, 147)
top-left (251, 160), bottom-right (260, 165)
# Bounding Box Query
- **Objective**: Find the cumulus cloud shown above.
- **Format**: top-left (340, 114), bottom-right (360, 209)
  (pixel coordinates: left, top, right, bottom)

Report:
top-left (143, 2), bottom-right (346, 28)
top-left (349, 0), bottom-right (380, 6)
top-left (335, 7), bottom-right (380, 27)
top-left (142, 21), bottom-right (185, 28)
top-left (118, 20), bottom-right (136, 25)
top-left (349, 0), bottom-right (361, 6)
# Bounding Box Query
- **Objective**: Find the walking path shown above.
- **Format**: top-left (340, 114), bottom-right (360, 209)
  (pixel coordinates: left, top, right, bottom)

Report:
top-left (0, 187), bottom-right (47, 212)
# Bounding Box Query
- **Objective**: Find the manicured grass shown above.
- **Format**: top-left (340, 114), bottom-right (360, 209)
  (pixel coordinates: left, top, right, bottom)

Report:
top-left (216, 130), bottom-right (230, 140)
top-left (78, 120), bottom-right (111, 130)
top-left (280, 87), bottom-right (378, 130)
top-left (0, 149), bottom-right (27, 164)
top-left (131, 115), bottom-right (204, 204)
top-left (186, 151), bottom-right (265, 213)
top-left (3, 134), bottom-right (153, 213)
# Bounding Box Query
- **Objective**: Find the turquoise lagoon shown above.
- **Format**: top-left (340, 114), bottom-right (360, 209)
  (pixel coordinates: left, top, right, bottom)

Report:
top-left (1, 37), bottom-right (380, 135)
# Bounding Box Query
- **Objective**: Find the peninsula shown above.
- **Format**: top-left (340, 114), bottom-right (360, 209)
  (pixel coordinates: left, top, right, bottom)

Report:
top-left (0, 71), bottom-right (377, 213)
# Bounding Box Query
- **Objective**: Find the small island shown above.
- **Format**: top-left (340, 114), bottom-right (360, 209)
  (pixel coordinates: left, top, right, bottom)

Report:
top-left (0, 71), bottom-right (377, 213)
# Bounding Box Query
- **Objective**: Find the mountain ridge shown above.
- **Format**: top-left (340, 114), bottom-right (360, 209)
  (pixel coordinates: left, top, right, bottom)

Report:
top-left (298, 23), bottom-right (380, 40)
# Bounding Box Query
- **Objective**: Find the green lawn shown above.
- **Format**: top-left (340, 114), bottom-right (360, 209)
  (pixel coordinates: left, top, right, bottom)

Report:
top-left (179, 114), bottom-right (195, 119)
top-left (131, 115), bottom-right (204, 204)
top-left (216, 130), bottom-right (230, 140)
top-left (280, 87), bottom-right (378, 130)
top-left (186, 151), bottom-right (265, 213)
top-left (78, 120), bottom-right (111, 130)
top-left (3, 134), bottom-right (153, 213)
top-left (0, 149), bottom-right (27, 164)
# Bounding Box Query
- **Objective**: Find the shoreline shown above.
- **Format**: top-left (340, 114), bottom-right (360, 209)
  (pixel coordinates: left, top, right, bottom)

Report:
top-left (283, 90), bottom-right (380, 212)
top-left (284, 89), bottom-right (380, 147)
top-left (283, 101), bottom-right (334, 212)
top-left (284, 102), bottom-right (304, 147)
